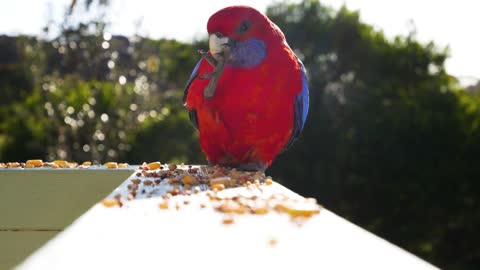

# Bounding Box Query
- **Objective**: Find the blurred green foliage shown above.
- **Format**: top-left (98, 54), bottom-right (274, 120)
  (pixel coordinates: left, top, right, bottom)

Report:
top-left (0, 0), bottom-right (478, 269)
top-left (266, 2), bottom-right (479, 269)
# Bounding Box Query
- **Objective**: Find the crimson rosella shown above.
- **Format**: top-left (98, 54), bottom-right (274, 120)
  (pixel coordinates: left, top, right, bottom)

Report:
top-left (183, 6), bottom-right (309, 171)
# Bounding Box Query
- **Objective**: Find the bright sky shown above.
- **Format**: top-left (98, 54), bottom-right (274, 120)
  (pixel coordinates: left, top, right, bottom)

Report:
top-left (1, 0), bottom-right (479, 85)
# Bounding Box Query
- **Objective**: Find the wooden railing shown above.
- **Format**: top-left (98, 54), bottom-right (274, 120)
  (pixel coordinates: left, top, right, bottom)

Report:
top-left (1, 164), bottom-right (439, 270)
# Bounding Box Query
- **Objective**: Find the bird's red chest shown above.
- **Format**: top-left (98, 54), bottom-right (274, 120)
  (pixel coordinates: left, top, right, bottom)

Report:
top-left (187, 52), bottom-right (302, 166)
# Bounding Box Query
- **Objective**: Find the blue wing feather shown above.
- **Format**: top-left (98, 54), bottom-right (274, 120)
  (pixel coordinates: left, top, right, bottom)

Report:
top-left (182, 58), bottom-right (202, 105)
top-left (284, 58), bottom-right (309, 150)
top-left (183, 59), bottom-right (202, 129)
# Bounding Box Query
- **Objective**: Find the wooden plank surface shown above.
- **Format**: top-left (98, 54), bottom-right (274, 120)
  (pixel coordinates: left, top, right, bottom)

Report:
top-left (0, 231), bottom-right (59, 270)
top-left (16, 166), bottom-right (439, 270)
top-left (0, 167), bottom-right (135, 229)
top-left (0, 167), bottom-right (135, 270)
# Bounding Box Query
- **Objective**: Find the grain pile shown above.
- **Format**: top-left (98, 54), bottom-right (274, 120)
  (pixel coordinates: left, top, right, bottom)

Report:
top-left (102, 162), bottom-right (322, 224)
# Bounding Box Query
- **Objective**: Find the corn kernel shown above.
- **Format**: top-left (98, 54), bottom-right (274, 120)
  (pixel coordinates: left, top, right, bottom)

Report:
top-left (53, 160), bottom-right (69, 168)
top-left (252, 206), bottom-right (269, 215)
top-left (182, 174), bottom-right (199, 185)
top-left (102, 199), bottom-right (119, 207)
top-left (147, 162), bottom-right (161, 170)
top-left (209, 177), bottom-right (233, 187)
top-left (282, 201), bottom-right (321, 218)
top-left (212, 183), bottom-right (225, 191)
top-left (82, 161), bottom-right (92, 166)
top-left (26, 159), bottom-right (43, 167)
top-left (104, 162), bottom-right (118, 169)
top-left (118, 163), bottom-right (128, 168)
top-left (265, 178), bottom-right (273, 185)
top-left (7, 162), bottom-right (20, 168)
top-left (222, 216), bottom-right (234, 225)
top-left (159, 200), bottom-right (169, 209)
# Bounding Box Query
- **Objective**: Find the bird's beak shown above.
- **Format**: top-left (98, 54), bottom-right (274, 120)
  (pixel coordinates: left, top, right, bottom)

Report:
top-left (209, 34), bottom-right (230, 55)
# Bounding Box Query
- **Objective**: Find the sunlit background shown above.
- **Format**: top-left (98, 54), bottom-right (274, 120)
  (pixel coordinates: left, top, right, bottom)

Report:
top-left (2, 0), bottom-right (479, 85)
top-left (1, 1), bottom-right (479, 269)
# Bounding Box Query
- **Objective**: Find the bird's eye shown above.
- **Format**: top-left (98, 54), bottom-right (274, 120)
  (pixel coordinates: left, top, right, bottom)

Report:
top-left (239, 21), bottom-right (249, 33)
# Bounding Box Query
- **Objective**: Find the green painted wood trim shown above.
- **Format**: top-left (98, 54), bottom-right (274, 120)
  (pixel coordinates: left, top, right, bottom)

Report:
top-left (0, 231), bottom-right (59, 270)
top-left (0, 169), bottom-right (134, 230)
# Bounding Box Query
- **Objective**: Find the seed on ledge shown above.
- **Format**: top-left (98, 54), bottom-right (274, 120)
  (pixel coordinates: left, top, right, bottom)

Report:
top-left (212, 183), bottom-right (225, 191)
top-left (7, 162), bottom-right (21, 168)
top-left (147, 162), bottom-right (161, 170)
top-left (104, 162), bottom-right (118, 169)
top-left (188, 168), bottom-right (198, 174)
top-left (209, 177), bottom-right (233, 187)
top-left (268, 237), bottom-right (278, 247)
top-left (131, 179), bottom-right (141, 184)
top-left (182, 174), bottom-right (199, 185)
top-left (222, 216), bottom-right (234, 225)
top-left (280, 200), bottom-right (322, 218)
top-left (53, 160), bottom-right (69, 168)
top-left (26, 159), bottom-right (43, 167)
top-left (168, 163), bottom-right (177, 171)
top-left (143, 180), bottom-right (153, 186)
top-left (159, 200), bottom-right (169, 209)
top-left (102, 199), bottom-right (119, 207)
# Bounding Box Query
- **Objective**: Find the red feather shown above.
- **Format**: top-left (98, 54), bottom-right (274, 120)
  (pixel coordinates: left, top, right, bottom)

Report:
top-left (186, 6), bottom-right (303, 169)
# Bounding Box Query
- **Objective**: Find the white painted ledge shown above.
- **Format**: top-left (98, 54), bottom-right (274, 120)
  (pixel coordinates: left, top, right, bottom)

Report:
top-left (15, 167), bottom-right (439, 270)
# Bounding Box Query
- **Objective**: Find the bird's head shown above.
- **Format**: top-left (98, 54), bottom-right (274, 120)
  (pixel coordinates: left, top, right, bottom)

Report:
top-left (206, 6), bottom-right (285, 68)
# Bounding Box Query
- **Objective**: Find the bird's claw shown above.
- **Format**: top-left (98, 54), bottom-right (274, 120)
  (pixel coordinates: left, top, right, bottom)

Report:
top-left (197, 48), bottom-right (228, 99)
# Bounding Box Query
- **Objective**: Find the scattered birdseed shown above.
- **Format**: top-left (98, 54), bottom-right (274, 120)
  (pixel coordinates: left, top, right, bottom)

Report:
top-left (222, 216), bottom-right (235, 225)
top-left (102, 199), bottom-right (119, 208)
top-left (104, 162), bottom-right (118, 169)
top-left (159, 200), bottom-right (169, 210)
top-left (26, 159), bottom-right (43, 167)
top-left (147, 162), bottom-right (161, 170)
top-left (131, 179), bottom-right (141, 185)
top-left (4, 159), bottom-right (323, 223)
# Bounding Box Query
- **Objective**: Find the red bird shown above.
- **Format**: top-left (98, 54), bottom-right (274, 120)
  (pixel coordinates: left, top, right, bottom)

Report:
top-left (184, 6), bottom-right (309, 171)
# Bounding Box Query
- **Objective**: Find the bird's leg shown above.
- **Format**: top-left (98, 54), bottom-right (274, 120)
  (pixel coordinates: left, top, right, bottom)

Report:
top-left (203, 54), bottom-right (225, 99)
top-left (198, 45), bottom-right (230, 99)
